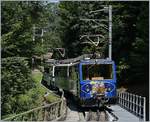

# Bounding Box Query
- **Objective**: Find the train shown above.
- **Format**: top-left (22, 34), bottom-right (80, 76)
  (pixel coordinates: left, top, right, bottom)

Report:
top-left (41, 54), bottom-right (117, 107)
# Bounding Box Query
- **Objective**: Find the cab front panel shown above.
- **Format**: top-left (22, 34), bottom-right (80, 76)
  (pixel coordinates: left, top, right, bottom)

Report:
top-left (79, 60), bottom-right (116, 100)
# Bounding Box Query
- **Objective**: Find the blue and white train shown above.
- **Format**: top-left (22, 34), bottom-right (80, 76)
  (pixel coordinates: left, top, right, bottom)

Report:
top-left (42, 56), bottom-right (117, 107)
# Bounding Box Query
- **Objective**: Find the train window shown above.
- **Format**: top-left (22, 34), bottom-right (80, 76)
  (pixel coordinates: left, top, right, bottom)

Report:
top-left (69, 66), bottom-right (78, 81)
top-left (44, 66), bottom-right (53, 76)
top-left (55, 66), bottom-right (67, 78)
top-left (44, 67), bottom-right (49, 73)
top-left (82, 64), bottom-right (113, 80)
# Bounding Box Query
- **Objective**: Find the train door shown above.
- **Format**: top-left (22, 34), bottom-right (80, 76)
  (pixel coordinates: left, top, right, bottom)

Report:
top-left (69, 65), bottom-right (79, 96)
top-left (43, 67), bottom-right (50, 85)
top-left (54, 66), bottom-right (69, 90)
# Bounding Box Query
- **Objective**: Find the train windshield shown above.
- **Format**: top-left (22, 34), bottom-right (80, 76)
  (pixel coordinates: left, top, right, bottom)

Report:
top-left (82, 64), bottom-right (113, 80)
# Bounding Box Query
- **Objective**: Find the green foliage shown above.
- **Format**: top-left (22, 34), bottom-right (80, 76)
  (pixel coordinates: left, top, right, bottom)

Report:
top-left (112, 2), bottom-right (149, 84)
top-left (2, 66), bottom-right (59, 119)
top-left (32, 71), bottom-right (43, 83)
top-left (1, 1), bottom-right (60, 118)
top-left (58, 1), bottom-right (109, 58)
top-left (1, 1), bottom-right (52, 59)
top-left (1, 57), bottom-right (34, 116)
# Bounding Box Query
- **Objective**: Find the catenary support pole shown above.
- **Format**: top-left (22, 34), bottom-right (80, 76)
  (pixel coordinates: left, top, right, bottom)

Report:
top-left (109, 5), bottom-right (112, 60)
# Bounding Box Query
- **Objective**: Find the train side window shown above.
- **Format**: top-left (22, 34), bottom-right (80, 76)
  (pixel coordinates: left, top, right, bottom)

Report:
top-left (55, 66), bottom-right (67, 78)
top-left (44, 67), bottom-right (49, 73)
top-left (69, 66), bottom-right (78, 81)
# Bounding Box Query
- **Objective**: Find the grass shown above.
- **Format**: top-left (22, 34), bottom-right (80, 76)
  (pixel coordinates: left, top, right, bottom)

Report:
top-left (31, 70), bottom-right (60, 104)
top-left (31, 70), bottom-right (43, 83)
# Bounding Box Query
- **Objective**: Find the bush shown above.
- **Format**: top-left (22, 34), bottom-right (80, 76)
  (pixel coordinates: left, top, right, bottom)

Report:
top-left (1, 57), bottom-right (34, 116)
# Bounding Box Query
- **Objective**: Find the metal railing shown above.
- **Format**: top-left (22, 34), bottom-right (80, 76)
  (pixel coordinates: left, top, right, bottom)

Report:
top-left (117, 92), bottom-right (146, 121)
top-left (3, 98), bottom-right (67, 121)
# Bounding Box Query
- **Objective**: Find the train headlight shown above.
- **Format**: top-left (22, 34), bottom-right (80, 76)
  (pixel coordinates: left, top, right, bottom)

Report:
top-left (107, 87), bottom-right (112, 92)
top-left (85, 84), bottom-right (91, 92)
top-left (82, 84), bottom-right (92, 93)
top-left (104, 82), bottom-right (115, 92)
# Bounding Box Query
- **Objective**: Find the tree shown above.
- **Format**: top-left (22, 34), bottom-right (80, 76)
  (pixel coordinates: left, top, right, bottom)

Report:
top-left (1, 1), bottom-right (65, 117)
top-left (112, 2), bottom-right (149, 85)
top-left (1, 57), bottom-right (34, 116)
top-left (58, 1), bottom-right (109, 58)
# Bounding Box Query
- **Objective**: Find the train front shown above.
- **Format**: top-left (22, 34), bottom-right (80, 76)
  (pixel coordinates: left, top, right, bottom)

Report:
top-left (79, 59), bottom-right (116, 107)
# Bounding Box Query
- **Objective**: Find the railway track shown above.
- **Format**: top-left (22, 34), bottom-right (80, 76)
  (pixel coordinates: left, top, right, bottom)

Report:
top-left (85, 106), bottom-right (118, 121)
top-left (64, 94), bottom-right (118, 122)
top-left (86, 109), bottom-right (103, 121)
top-left (65, 106), bottom-right (118, 121)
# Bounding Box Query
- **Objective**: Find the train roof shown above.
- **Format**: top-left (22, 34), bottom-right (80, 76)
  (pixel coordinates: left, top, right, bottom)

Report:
top-left (45, 58), bottom-right (114, 67)
top-left (44, 54), bottom-right (115, 67)
top-left (80, 58), bottom-right (114, 64)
